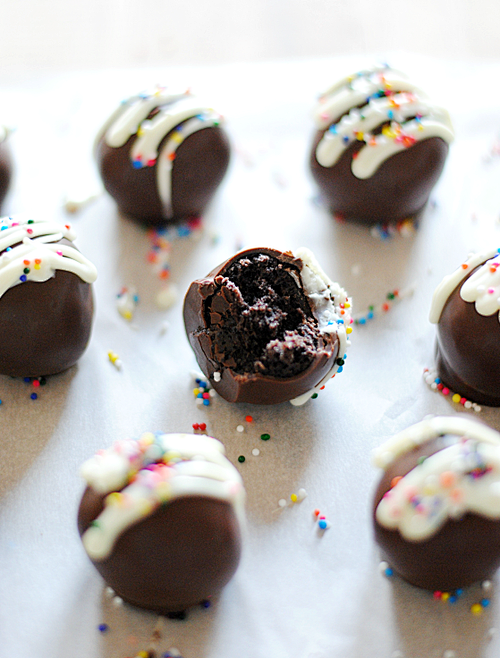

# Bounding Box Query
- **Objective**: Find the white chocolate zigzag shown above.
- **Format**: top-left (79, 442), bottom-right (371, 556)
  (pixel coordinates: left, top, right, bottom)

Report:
top-left (80, 432), bottom-right (245, 560)
top-left (99, 86), bottom-right (223, 219)
top-left (313, 65), bottom-right (454, 180)
top-left (0, 215), bottom-right (97, 298)
top-left (374, 416), bottom-right (500, 541)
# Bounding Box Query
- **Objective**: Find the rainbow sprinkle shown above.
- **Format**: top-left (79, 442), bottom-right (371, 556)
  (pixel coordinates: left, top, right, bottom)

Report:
top-left (424, 368), bottom-right (481, 412)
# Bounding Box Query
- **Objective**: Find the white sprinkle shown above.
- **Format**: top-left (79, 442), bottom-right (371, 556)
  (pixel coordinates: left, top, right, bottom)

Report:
top-left (105, 587), bottom-right (115, 598)
top-left (482, 580), bottom-right (493, 591)
top-left (278, 498), bottom-right (287, 508)
top-left (464, 400), bottom-right (472, 409)
top-left (431, 382), bottom-right (438, 390)
top-left (213, 371), bottom-right (221, 382)
top-left (297, 488), bottom-right (307, 501)
top-left (379, 561), bottom-right (389, 574)
top-left (209, 389), bottom-right (217, 398)
top-left (487, 627), bottom-right (497, 641)
top-left (252, 448), bottom-right (260, 456)
top-left (474, 404), bottom-right (482, 413)
top-left (195, 397), bottom-right (204, 406)
top-left (351, 264), bottom-right (361, 276)
top-left (443, 650), bottom-right (456, 658)
top-left (156, 284), bottom-right (178, 310)
top-left (112, 596), bottom-right (123, 607)
top-left (236, 425), bottom-right (244, 433)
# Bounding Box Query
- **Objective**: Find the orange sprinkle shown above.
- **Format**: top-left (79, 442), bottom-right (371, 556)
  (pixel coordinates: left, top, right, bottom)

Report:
top-left (390, 476), bottom-right (402, 488)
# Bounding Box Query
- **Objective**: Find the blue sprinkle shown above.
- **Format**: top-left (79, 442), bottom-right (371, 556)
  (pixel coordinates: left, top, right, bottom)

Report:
top-left (0, 226), bottom-right (6, 231)
top-left (337, 319), bottom-right (344, 325)
top-left (358, 318), bottom-right (366, 325)
top-left (197, 393), bottom-right (203, 398)
top-left (0, 400), bottom-right (2, 405)
top-left (203, 399), bottom-right (210, 406)
top-left (455, 589), bottom-right (463, 597)
top-left (30, 393), bottom-right (38, 400)
top-left (337, 366), bottom-right (344, 373)
top-left (343, 354), bottom-right (347, 359)
top-left (24, 377), bottom-right (31, 383)
top-left (342, 135), bottom-right (349, 144)
top-left (329, 125), bottom-right (338, 134)
top-left (133, 295), bottom-right (139, 303)
top-left (178, 227), bottom-right (191, 237)
top-left (367, 311), bottom-right (374, 319)
top-left (449, 595), bottom-right (457, 603)
top-left (481, 598), bottom-right (491, 608)
top-left (132, 159), bottom-right (143, 169)
top-left (318, 520), bottom-right (328, 530)
top-left (387, 110), bottom-right (394, 119)
top-left (434, 378), bottom-right (441, 385)
top-left (98, 623), bottom-right (109, 633)
top-left (6, 247), bottom-right (11, 251)
top-left (385, 567), bottom-right (394, 577)
top-left (19, 275), bottom-right (27, 283)
top-left (201, 599), bottom-right (211, 608)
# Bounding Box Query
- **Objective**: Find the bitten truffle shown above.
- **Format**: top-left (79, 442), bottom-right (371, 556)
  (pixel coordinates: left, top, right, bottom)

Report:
top-left (183, 247), bottom-right (352, 405)
top-left (0, 126), bottom-right (13, 212)
top-left (0, 215), bottom-right (97, 377)
top-left (373, 416), bottom-right (500, 591)
top-left (78, 432), bottom-right (245, 614)
top-left (430, 249), bottom-right (500, 406)
top-left (95, 86), bottom-right (231, 226)
top-left (309, 65), bottom-right (454, 225)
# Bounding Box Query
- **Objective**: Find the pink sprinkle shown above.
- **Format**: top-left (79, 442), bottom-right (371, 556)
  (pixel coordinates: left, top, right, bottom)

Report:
top-left (57, 250), bottom-right (62, 256)
top-left (489, 288), bottom-right (495, 294)
top-left (27, 229), bottom-right (33, 234)
top-left (11, 222), bottom-right (18, 227)
top-left (442, 387), bottom-right (450, 396)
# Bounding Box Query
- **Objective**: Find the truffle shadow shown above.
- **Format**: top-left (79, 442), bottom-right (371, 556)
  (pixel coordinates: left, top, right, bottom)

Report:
top-left (0, 367), bottom-right (76, 501)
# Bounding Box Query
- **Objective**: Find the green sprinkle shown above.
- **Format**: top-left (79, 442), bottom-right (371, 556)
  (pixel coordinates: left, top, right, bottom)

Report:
top-left (417, 456), bottom-right (427, 465)
top-left (260, 433), bottom-right (271, 441)
top-left (387, 292), bottom-right (396, 300)
top-left (238, 455), bottom-right (245, 463)
top-left (311, 393), bottom-right (318, 399)
top-left (23, 268), bottom-right (30, 274)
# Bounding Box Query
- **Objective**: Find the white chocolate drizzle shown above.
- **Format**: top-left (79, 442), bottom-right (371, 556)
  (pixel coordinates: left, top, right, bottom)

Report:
top-left (429, 249), bottom-right (500, 324)
top-left (80, 432), bottom-right (245, 561)
top-left (0, 215), bottom-right (97, 298)
top-left (313, 65), bottom-right (454, 179)
top-left (99, 86), bottom-right (223, 219)
top-left (290, 247), bottom-right (352, 406)
top-left (374, 416), bottom-right (500, 541)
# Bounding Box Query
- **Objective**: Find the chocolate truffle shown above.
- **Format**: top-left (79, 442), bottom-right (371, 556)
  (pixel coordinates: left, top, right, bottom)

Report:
top-left (430, 249), bottom-right (500, 406)
top-left (0, 126), bottom-right (13, 212)
top-left (0, 215), bottom-right (97, 377)
top-left (373, 416), bottom-right (500, 591)
top-left (78, 432), bottom-right (245, 614)
top-left (309, 65), bottom-right (454, 225)
top-left (95, 86), bottom-right (231, 226)
top-left (183, 247), bottom-right (352, 405)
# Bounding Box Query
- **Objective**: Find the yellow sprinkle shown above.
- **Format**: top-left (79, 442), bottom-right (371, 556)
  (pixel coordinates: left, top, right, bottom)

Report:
top-left (356, 131), bottom-right (364, 141)
top-left (172, 132), bottom-right (183, 144)
top-left (108, 351), bottom-right (119, 364)
top-left (441, 592), bottom-right (450, 602)
top-left (122, 310), bottom-right (132, 321)
top-left (452, 393), bottom-right (461, 404)
top-left (346, 326), bottom-right (353, 334)
top-left (106, 492), bottom-right (123, 506)
top-left (344, 302), bottom-right (351, 308)
top-left (137, 127), bottom-right (144, 137)
top-left (34, 263), bottom-right (41, 270)
top-left (193, 387), bottom-right (200, 397)
top-left (137, 652), bottom-right (149, 658)
top-left (471, 603), bottom-right (483, 616)
top-left (156, 481), bottom-right (171, 501)
top-left (139, 432), bottom-right (155, 447)
top-left (290, 493), bottom-right (298, 503)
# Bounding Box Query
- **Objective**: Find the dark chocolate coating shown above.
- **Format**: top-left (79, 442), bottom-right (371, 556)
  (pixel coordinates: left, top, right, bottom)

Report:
top-left (309, 131), bottom-right (449, 225)
top-left (435, 263), bottom-right (500, 406)
top-left (373, 435), bottom-right (500, 591)
top-left (0, 239), bottom-right (94, 377)
top-left (0, 138), bottom-right (13, 212)
top-left (97, 126), bottom-right (230, 227)
top-left (78, 487), bottom-right (242, 613)
top-left (183, 248), bottom-right (339, 405)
